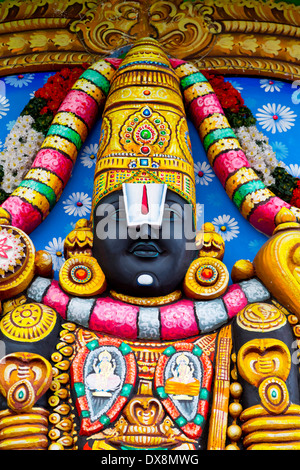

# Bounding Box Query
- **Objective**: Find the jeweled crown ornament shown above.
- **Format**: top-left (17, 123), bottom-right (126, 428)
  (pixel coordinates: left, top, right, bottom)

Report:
top-left (92, 37), bottom-right (196, 221)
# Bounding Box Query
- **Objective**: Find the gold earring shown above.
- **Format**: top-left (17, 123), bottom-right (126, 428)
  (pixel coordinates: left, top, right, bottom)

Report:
top-left (59, 254), bottom-right (106, 297)
top-left (183, 256), bottom-right (229, 300)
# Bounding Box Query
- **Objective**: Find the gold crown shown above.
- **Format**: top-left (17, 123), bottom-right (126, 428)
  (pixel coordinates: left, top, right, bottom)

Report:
top-left (92, 38), bottom-right (196, 220)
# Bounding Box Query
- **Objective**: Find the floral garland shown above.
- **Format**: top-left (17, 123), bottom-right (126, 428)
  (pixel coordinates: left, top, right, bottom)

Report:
top-left (0, 65), bottom-right (88, 202)
top-left (200, 70), bottom-right (300, 209)
top-left (0, 58), bottom-right (117, 234)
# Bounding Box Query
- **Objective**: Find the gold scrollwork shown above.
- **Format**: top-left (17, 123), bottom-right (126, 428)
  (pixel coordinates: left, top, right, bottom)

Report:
top-left (0, 0), bottom-right (298, 80)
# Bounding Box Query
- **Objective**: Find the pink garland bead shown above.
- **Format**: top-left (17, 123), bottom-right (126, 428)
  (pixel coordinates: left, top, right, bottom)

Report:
top-left (213, 150), bottom-right (250, 186)
top-left (89, 298), bottom-right (139, 339)
top-left (43, 280), bottom-right (69, 318)
top-left (169, 58), bottom-right (186, 68)
top-left (2, 197), bottom-right (42, 233)
top-left (58, 90), bottom-right (98, 130)
top-left (160, 299), bottom-right (199, 340)
top-left (32, 148), bottom-right (74, 185)
top-left (223, 284), bottom-right (248, 318)
top-left (249, 197), bottom-right (291, 236)
top-left (189, 94), bottom-right (224, 128)
top-left (105, 58), bottom-right (123, 68)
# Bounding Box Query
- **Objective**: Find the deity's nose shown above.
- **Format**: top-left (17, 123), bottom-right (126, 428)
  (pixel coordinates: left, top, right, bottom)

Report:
top-left (139, 223), bottom-right (159, 240)
top-left (128, 223), bottom-right (159, 240)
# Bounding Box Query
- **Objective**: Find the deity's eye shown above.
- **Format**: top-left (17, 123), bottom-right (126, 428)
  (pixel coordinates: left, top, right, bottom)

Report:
top-left (163, 207), bottom-right (182, 222)
top-left (109, 209), bottom-right (126, 222)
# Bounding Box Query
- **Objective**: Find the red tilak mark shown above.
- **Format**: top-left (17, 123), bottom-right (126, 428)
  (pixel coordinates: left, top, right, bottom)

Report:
top-left (141, 184), bottom-right (149, 215)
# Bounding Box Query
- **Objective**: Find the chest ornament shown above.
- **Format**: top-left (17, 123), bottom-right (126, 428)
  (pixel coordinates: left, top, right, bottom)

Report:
top-left (71, 336), bottom-right (137, 436)
top-left (154, 342), bottom-right (213, 440)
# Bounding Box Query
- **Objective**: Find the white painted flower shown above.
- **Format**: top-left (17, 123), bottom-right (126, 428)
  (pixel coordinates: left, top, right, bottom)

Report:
top-left (44, 237), bottom-right (65, 272)
top-left (264, 175), bottom-right (276, 186)
top-left (212, 214), bottom-right (240, 242)
top-left (270, 141), bottom-right (288, 160)
top-left (248, 239), bottom-right (262, 254)
top-left (194, 161), bottom-right (215, 185)
top-left (282, 163), bottom-right (300, 178)
top-left (80, 143), bottom-right (98, 168)
top-left (6, 120), bottom-right (16, 131)
top-left (261, 166), bottom-right (271, 177)
top-left (63, 191), bottom-right (92, 217)
top-left (4, 73), bottom-right (35, 88)
top-left (256, 103), bottom-right (297, 134)
top-left (253, 161), bottom-right (266, 172)
top-left (225, 79), bottom-right (243, 92)
top-left (0, 95), bottom-right (10, 119)
top-left (43, 72), bottom-right (56, 83)
top-left (260, 79), bottom-right (284, 92)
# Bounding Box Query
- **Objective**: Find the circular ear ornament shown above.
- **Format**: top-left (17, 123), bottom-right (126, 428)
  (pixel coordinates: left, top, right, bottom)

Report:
top-left (0, 225), bottom-right (35, 301)
top-left (183, 256), bottom-right (229, 300)
top-left (59, 254), bottom-right (106, 297)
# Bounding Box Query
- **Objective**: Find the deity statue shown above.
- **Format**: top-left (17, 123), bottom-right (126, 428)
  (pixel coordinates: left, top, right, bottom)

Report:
top-left (1, 37), bottom-right (300, 451)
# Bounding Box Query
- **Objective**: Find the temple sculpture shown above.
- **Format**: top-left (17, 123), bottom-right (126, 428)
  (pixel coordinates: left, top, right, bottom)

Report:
top-left (0, 37), bottom-right (300, 451)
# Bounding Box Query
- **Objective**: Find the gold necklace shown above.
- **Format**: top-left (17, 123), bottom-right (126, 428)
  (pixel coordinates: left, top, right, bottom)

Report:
top-left (110, 289), bottom-right (182, 306)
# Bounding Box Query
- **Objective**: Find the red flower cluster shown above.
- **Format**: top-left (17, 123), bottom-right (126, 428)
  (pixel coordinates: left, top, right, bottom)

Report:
top-left (35, 65), bottom-right (89, 115)
top-left (290, 180), bottom-right (300, 208)
top-left (201, 71), bottom-right (245, 113)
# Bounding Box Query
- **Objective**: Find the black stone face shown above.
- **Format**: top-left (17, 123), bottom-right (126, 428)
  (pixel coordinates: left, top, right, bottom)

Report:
top-left (93, 189), bottom-right (197, 297)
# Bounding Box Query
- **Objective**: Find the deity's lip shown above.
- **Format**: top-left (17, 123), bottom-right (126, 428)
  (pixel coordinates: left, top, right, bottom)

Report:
top-left (128, 242), bottom-right (163, 258)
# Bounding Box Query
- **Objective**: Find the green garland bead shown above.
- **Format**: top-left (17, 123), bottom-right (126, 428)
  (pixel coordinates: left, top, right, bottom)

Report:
top-left (19, 179), bottom-right (57, 210)
top-left (233, 180), bottom-right (265, 209)
top-left (81, 69), bottom-right (110, 95)
top-left (180, 71), bottom-right (208, 90)
top-left (47, 124), bottom-right (82, 150)
top-left (203, 127), bottom-right (236, 152)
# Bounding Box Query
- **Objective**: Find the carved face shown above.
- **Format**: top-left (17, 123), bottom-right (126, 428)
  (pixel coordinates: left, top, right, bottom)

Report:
top-left (93, 188), bottom-right (197, 296)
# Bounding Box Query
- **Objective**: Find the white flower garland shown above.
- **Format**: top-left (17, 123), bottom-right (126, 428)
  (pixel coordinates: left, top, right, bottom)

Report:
top-left (233, 125), bottom-right (284, 187)
top-left (0, 115), bottom-right (44, 194)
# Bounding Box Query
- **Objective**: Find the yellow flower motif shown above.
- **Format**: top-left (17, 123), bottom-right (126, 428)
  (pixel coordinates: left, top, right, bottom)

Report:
top-left (29, 34), bottom-right (48, 49)
top-left (261, 38), bottom-right (281, 56)
top-left (7, 35), bottom-right (27, 52)
top-left (216, 35), bottom-right (234, 51)
top-left (288, 44), bottom-right (300, 61)
top-left (53, 33), bottom-right (73, 47)
top-left (240, 36), bottom-right (258, 53)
